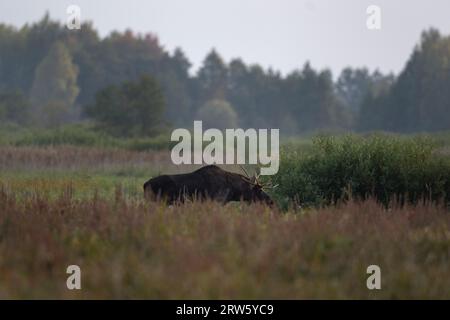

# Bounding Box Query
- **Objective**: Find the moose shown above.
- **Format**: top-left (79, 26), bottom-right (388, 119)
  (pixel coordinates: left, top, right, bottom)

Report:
top-left (143, 165), bottom-right (275, 205)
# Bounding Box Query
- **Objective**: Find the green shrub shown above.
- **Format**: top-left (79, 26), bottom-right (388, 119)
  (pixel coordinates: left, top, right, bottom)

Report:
top-left (14, 124), bottom-right (117, 147)
top-left (5, 124), bottom-right (172, 151)
top-left (273, 134), bottom-right (450, 207)
top-left (123, 135), bottom-right (175, 151)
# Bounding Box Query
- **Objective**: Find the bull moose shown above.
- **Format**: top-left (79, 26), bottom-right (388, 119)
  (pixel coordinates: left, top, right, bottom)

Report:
top-left (143, 165), bottom-right (275, 205)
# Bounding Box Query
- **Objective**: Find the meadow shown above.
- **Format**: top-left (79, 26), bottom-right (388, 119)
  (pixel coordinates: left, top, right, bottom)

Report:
top-left (0, 131), bottom-right (449, 299)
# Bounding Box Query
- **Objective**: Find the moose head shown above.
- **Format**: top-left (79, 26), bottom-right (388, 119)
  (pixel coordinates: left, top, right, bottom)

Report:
top-left (238, 165), bottom-right (277, 206)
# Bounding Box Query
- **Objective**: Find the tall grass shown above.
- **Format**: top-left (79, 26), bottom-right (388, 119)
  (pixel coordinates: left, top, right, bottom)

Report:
top-left (0, 187), bottom-right (448, 299)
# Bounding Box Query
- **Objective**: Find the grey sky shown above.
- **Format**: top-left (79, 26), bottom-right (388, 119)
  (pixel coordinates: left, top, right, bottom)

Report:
top-left (1, 0), bottom-right (450, 76)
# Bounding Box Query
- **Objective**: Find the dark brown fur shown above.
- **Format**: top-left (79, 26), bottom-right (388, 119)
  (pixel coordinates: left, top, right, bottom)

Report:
top-left (143, 165), bottom-right (274, 205)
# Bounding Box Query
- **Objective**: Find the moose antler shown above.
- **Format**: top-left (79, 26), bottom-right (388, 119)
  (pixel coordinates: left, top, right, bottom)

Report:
top-left (239, 165), bottom-right (260, 186)
top-left (253, 167), bottom-right (263, 187)
top-left (253, 167), bottom-right (280, 190)
top-left (239, 165), bottom-right (251, 179)
top-left (239, 165), bottom-right (278, 190)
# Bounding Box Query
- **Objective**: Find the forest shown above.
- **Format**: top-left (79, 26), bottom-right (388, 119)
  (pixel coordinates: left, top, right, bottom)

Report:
top-left (1, 14), bottom-right (450, 136)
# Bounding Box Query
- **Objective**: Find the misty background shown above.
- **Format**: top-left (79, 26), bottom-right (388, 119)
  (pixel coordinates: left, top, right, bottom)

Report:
top-left (3, 0), bottom-right (450, 75)
top-left (1, 0), bottom-right (450, 137)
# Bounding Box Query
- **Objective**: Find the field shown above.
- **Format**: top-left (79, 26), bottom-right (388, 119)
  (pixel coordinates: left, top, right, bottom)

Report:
top-left (0, 134), bottom-right (449, 299)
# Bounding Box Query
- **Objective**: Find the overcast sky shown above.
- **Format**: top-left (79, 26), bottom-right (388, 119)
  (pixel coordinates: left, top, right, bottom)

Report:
top-left (1, 0), bottom-right (450, 76)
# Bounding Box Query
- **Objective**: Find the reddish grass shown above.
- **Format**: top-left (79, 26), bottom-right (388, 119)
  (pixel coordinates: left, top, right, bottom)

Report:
top-left (0, 146), bottom-right (170, 171)
top-left (0, 187), bottom-right (448, 299)
top-left (0, 146), bottom-right (259, 174)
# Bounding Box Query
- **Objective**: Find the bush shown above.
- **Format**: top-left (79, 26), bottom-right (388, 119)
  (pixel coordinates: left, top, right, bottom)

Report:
top-left (14, 124), bottom-right (117, 147)
top-left (122, 135), bottom-right (175, 151)
top-left (6, 123), bottom-right (173, 151)
top-left (273, 134), bottom-right (450, 207)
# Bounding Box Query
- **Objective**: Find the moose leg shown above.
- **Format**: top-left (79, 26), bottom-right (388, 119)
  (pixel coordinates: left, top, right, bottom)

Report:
top-left (214, 189), bottom-right (231, 204)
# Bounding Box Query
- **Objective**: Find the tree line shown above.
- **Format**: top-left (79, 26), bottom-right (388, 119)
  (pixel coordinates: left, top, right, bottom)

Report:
top-left (0, 14), bottom-right (449, 136)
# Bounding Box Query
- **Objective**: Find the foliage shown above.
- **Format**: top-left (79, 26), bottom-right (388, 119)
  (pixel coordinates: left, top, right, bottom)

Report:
top-left (273, 134), bottom-right (450, 207)
top-left (84, 75), bottom-right (165, 137)
top-left (0, 91), bottom-right (31, 125)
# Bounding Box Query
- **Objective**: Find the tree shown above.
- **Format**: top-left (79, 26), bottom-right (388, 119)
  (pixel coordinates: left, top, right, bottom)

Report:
top-left (30, 41), bottom-right (79, 126)
top-left (337, 67), bottom-right (395, 129)
top-left (283, 63), bottom-right (349, 133)
top-left (157, 48), bottom-right (194, 126)
top-left (357, 84), bottom-right (392, 131)
top-left (360, 29), bottom-right (450, 132)
top-left (390, 29), bottom-right (450, 132)
top-left (227, 60), bottom-right (284, 130)
top-left (336, 68), bottom-right (372, 113)
top-left (196, 99), bottom-right (238, 130)
top-left (197, 49), bottom-right (228, 102)
top-left (0, 90), bottom-right (31, 125)
top-left (85, 75), bottom-right (165, 136)
top-left (0, 25), bottom-right (28, 93)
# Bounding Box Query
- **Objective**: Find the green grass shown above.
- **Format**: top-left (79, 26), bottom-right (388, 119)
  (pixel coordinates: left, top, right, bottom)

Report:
top-left (0, 170), bottom-right (145, 201)
top-left (0, 123), bottom-right (174, 151)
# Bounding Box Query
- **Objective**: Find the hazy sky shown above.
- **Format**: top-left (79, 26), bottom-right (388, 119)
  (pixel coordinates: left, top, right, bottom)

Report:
top-left (1, 0), bottom-right (450, 76)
